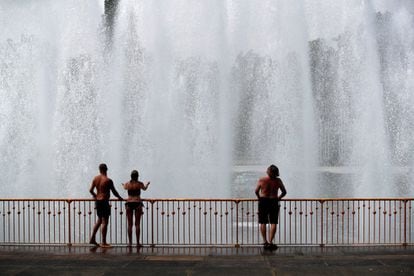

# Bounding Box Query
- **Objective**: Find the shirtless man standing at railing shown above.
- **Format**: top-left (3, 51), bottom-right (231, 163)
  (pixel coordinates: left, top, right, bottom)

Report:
top-left (89, 163), bottom-right (123, 247)
top-left (255, 164), bottom-right (287, 250)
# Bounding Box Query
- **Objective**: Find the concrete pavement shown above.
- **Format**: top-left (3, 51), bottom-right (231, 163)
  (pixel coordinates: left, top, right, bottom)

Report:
top-left (0, 245), bottom-right (413, 275)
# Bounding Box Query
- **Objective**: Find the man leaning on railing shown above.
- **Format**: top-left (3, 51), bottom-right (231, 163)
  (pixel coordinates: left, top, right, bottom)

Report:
top-left (255, 164), bottom-right (287, 251)
top-left (89, 163), bottom-right (124, 248)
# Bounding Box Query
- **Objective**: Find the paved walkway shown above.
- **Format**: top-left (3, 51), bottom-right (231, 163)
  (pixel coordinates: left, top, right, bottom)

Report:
top-left (0, 245), bottom-right (413, 275)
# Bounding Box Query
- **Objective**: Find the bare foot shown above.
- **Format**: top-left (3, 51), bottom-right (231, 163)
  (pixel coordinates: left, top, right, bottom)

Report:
top-left (100, 243), bottom-right (112, 248)
top-left (89, 239), bottom-right (98, 246)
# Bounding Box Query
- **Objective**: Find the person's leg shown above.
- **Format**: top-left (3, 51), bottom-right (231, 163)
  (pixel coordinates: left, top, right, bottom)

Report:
top-left (135, 207), bottom-right (142, 246)
top-left (101, 216), bottom-right (109, 245)
top-left (260, 223), bottom-right (268, 244)
top-left (126, 207), bottom-right (133, 246)
top-left (269, 223), bottom-right (277, 244)
top-left (89, 217), bottom-right (102, 245)
top-left (268, 199), bottom-right (279, 249)
top-left (258, 198), bottom-right (268, 245)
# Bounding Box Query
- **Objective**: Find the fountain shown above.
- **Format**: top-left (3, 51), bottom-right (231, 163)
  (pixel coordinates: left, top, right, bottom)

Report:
top-left (0, 1), bottom-right (413, 198)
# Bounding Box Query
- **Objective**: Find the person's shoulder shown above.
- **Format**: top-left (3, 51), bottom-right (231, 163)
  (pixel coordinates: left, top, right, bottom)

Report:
top-left (259, 176), bottom-right (269, 183)
top-left (257, 176), bottom-right (269, 185)
top-left (92, 175), bottom-right (102, 183)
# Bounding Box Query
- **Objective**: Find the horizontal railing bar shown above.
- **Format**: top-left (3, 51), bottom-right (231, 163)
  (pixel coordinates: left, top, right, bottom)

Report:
top-left (1, 198), bottom-right (413, 202)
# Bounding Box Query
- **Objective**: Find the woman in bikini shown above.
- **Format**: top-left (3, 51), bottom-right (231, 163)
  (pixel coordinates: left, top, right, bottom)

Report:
top-left (122, 170), bottom-right (150, 246)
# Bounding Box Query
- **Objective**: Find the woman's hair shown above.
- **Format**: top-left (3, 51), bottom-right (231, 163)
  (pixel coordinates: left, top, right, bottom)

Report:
top-left (268, 164), bottom-right (279, 179)
top-left (130, 170), bottom-right (139, 181)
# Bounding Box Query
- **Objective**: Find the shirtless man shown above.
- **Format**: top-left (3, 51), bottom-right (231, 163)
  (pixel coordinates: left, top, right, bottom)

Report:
top-left (255, 164), bottom-right (287, 250)
top-left (89, 163), bottom-right (123, 247)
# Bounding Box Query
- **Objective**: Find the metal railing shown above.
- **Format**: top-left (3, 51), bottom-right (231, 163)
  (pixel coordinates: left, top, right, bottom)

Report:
top-left (1, 198), bottom-right (412, 246)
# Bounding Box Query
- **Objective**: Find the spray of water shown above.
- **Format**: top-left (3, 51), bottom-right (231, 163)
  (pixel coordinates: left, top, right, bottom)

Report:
top-left (0, 0), bottom-right (413, 198)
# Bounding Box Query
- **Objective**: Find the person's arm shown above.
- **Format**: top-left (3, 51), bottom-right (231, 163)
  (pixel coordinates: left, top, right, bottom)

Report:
top-left (110, 180), bottom-right (124, 200)
top-left (278, 179), bottom-right (287, 200)
top-left (89, 180), bottom-right (97, 199)
top-left (142, 181), bottom-right (150, 191)
top-left (255, 181), bottom-right (261, 199)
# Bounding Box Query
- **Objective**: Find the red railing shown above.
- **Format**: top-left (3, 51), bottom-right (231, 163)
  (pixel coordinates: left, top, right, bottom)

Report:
top-left (0, 198), bottom-right (412, 246)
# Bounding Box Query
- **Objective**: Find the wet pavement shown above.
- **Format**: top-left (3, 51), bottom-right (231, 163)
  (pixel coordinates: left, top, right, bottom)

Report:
top-left (0, 245), bottom-right (413, 275)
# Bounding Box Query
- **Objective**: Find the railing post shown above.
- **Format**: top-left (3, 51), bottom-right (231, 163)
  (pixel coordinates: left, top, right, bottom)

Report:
top-left (66, 200), bottom-right (72, 246)
top-left (403, 200), bottom-right (407, 246)
top-left (235, 200), bottom-right (240, 248)
top-left (150, 200), bottom-right (155, 247)
top-left (319, 200), bottom-right (325, 247)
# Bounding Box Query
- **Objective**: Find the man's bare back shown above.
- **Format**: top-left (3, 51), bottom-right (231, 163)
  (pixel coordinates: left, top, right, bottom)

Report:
top-left (90, 175), bottom-right (114, 201)
top-left (255, 176), bottom-right (286, 199)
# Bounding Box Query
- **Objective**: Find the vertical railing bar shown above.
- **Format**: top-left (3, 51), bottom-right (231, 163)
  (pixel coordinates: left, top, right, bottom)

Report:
top-left (194, 201), bottom-right (197, 245)
top-left (288, 201), bottom-right (292, 244)
top-left (167, 201), bottom-right (170, 245)
top-left (398, 200), bottom-right (402, 243)
top-left (58, 201), bottom-right (61, 243)
top-left (189, 201), bottom-right (192, 245)
top-left (52, 201), bottom-right (55, 244)
top-left (373, 200), bottom-right (376, 244)
top-left (320, 200), bottom-right (324, 247)
top-left (345, 201), bottom-right (348, 244)
top-left (47, 201), bottom-right (50, 243)
top-left (358, 200), bottom-right (361, 244)
top-left (42, 201), bottom-right (45, 243)
top-left (309, 201), bottom-right (312, 244)
top-left (364, 200), bottom-right (367, 244)
top-left (403, 199), bottom-right (407, 246)
top-left (17, 201), bottom-right (21, 244)
top-left (2, 201), bottom-right (4, 243)
top-left (209, 201), bottom-right (212, 245)
top-left (225, 201), bottom-right (228, 245)
top-left (155, 201), bottom-right (159, 245)
top-left (220, 201), bottom-right (223, 245)
top-left (6, 201), bottom-right (10, 243)
top-left (299, 201), bottom-right (302, 245)
top-left (31, 201), bottom-right (34, 243)
top-left (310, 200), bottom-right (313, 245)
top-left (22, 201), bottom-right (26, 244)
top-left (382, 200), bottom-right (386, 244)
top-left (294, 200), bottom-right (297, 244)
top-left (334, 201), bottom-right (337, 244)
top-left (378, 200), bottom-right (381, 244)
top-left (351, 200), bottom-right (354, 244)
top-left (197, 201), bottom-right (200, 245)
top-left (326, 201), bottom-right (329, 245)
top-left (214, 201), bottom-right (218, 245)
top-left (409, 200), bottom-right (412, 244)
top-left (281, 200), bottom-right (285, 244)
top-left (67, 200), bottom-right (72, 246)
top-left (235, 200), bottom-right (239, 247)
top-left (178, 201), bottom-right (185, 244)
top-left (394, 200), bottom-right (397, 243)
top-left (177, 201), bottom-right (180, 245)
top-left (388, 200), bottom-right (391, 244)
top-left (151, 200), bottom-right (154, 246)
top-left (36, 201), bottom-right (40, 243)
top-left (301, 201), bottom-right (304, 244)
top-left (12, 201), bottom-right (16, 243)
top-left (162, 201), bottom-right (165, 245)
top-left (341, 201), bottom-right (344, 244)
